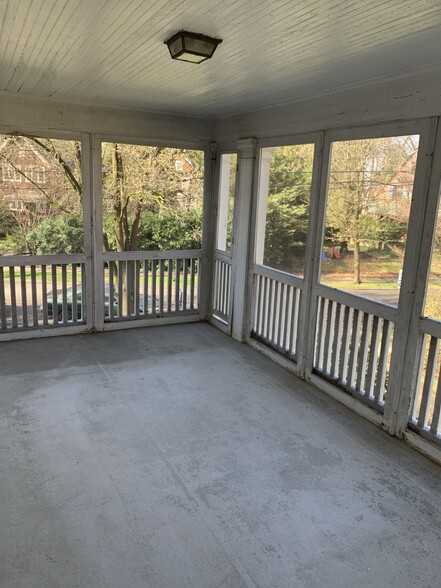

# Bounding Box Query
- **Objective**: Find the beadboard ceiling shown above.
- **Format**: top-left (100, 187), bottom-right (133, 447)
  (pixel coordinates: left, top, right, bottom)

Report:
top-left (1, 0), bottom-right (441, 118)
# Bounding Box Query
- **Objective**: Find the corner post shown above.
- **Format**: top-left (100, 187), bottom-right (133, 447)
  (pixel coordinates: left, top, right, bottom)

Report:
top-left (91, 133), bottom-right (104, 331)
top-left (231, 137), bottom-right (258, 342)
top-left (200, 141), bottom-right (217, 320)
top-left (385, 118), bottom-right (440, 435)
top-left (253, 148), bottom-right (273, 265)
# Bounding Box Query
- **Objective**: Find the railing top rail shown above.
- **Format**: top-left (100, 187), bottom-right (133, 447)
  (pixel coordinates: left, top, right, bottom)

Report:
top-left (420, 316), bottom-right (441, 339)
top-left (0, 254), bottom-right (87, 267)
top-left (102, 249), bottom-right (202, 262)
top-left (214, 249), bottom-right (232, 264)
top-left (317, 283), bottom-right (398, 322)
top-left (252, 264), bottom-right (304, 289)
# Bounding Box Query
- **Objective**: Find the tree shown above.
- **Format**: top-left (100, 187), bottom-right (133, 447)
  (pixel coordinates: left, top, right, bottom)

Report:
top-left (326, 136), bottom-right (417, 284)
top-left (0, 134), bottom-right (203, 255)
top-left (0, 135), bottom-right (205, 315)
top-left (0, 136), bottom-right (82, 213)
top-left (27, 215), bottom-right (84, 255)
top-left (264, 188), bottom-right (309, 268)
top-left (263, 144), bottom-right (313, 272)
top-left (102, 143), bottom-right (203, 253)
top-left (0, 196), bottom-right (14, 238)
top-left (101, 143), bottom-right (204, 312)
top-left (0, 135), bottom-right (83, 254)
top-left (137, 208), bottom-right (202, 251)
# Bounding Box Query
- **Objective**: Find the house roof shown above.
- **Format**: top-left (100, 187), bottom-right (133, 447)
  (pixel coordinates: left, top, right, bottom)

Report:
top-left (1, 0), bottom-right (441, 118)
top-left (0, 136), bottom-right (53, 167)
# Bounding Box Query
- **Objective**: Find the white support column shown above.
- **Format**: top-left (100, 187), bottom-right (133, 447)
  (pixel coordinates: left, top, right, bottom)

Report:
top-left (216, 153), bottom-right (231, 252)
top-left (301, 133), bottom-right (330, 380)
top-left (80, 132), bottom-right (94, 332)
top-left (385, 118), bottom-right (440, 435)
top-left (91, 133), bottom-right (104, 331)
top-left (254, 148), bottom-right (273, 265)
top-left (231, 137), bottom-right (257, 342)
top-left (200, 142), bottom-right (217, 320)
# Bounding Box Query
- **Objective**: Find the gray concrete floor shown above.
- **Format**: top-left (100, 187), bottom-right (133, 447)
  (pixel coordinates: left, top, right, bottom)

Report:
top-left (1, 324), bottom-right (441, 588)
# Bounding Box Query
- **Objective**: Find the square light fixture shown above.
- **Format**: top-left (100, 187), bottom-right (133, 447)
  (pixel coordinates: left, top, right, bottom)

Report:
top-left (165, 30), bottom-right (222, 64)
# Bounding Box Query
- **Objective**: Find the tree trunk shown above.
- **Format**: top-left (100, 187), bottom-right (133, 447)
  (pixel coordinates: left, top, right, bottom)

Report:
top-left (110, 145), bottom-right (143, 316)
top-left (353, 241), bottom-right (361, 284)
top-left (111, 144), bottom-right (130, 315)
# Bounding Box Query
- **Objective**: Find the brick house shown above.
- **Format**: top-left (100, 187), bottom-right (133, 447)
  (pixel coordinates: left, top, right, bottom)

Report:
top-left (372, 149), bottom-right (418, 223)
top-left (0, 136), bottom-right (53, 225)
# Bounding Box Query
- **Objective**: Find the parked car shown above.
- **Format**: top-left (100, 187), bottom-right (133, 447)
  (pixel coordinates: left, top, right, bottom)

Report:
top-left (42, 285), bottom-right (83, 321)
top-left (43, 285), bottom-right (159, 321)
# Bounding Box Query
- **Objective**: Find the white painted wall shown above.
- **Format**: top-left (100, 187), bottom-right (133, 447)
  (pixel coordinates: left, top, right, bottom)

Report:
top-left (214, 71), bottom-right (441, 144)
top-left (0, 91), bottom-right (213, 145)
top-left (3, 69), bottom-right (441, 148)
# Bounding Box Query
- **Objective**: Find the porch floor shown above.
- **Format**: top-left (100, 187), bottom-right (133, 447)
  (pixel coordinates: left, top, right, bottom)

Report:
top-left (1, 324), bottom-right (441, 588)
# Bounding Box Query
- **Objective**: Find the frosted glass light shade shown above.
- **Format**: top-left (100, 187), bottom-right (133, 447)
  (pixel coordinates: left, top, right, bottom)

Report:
top-left (165, 31), bottom-right (222, 64)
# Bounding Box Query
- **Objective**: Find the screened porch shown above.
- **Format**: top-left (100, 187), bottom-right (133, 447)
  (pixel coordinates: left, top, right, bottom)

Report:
top-left (2, 118), bottom-right (441, 464)
top-left (2, 0), bottom-right (441, 585)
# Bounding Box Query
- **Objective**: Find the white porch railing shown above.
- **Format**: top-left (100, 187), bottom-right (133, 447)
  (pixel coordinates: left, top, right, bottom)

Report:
top-left (102, 250), bottom-right (200, 322)
top-left (408, 318), bottom-right (441, 446)
top-left (212, 250), bottom-right (232, 325)
top-left (251, 265), bottom-right (302, 360)
top-left (313, 285), bottom-right (396, 411)
top-left (0, 254), bottom-right (87, 332)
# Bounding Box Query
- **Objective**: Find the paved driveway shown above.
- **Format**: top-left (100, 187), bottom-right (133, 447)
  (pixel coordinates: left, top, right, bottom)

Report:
top-left (343, 288), bottom-right (400, 305)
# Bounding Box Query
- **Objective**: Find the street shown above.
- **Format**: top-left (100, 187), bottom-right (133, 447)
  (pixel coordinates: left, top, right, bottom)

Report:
top-left (343, 288), bottom-right (400, 305)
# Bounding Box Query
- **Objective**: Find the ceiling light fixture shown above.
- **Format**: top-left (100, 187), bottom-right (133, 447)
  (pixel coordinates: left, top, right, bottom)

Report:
top-left (165, 30), bottom-right (222, 64)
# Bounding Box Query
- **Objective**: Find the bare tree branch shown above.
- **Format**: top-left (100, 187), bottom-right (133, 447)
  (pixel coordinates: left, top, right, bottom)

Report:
top-left (23, 135), bottom-right (83, 199)
top-left (0, 153), bottom-right (71, 214)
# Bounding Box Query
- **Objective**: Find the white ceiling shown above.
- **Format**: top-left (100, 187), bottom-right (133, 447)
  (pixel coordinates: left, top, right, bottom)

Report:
top-left (1, 0), bottom-right (441, 118)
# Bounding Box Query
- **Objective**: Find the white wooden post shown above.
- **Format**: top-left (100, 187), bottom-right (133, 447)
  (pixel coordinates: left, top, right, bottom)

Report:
top-left (216, 153), bottom-right (231, 252)
top-left (200, 142), bottom-right (217, 320)
top-left (301, 134), bottom-right (330, 379)
top-left (91, 133), bottom-right (105, 331)
top-left (231, 138), bottom-right (257, 342)
top-left (385, 118), bottom-right (441, 435)
top-left (254, 148), bottom-right (273, 265)
top-left (81, 132), bottom-right (94, 332)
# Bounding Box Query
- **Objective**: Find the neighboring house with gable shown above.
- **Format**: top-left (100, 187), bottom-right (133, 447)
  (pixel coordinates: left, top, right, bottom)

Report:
top-left (0, 137), bottom-right (53, 226)
top-left (174, 155), bottom-right (201, 208)
top-left (372, 149), bottom-right (418, 223)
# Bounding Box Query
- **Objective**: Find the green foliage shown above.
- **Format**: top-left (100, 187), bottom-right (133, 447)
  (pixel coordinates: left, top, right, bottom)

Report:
top-left (139, 209), bottom-right (202, 250)
top-left (264, 188), bottom-right (308, 267)
top-left (104, 207), bottom-right (203, 252)
top-left (375, 217), bottom-right (407, 245)
top-left (27, 215), bottom-right (84, 254)
top-left (0, 198), bottom-right (14, 237)
top-left (268, 146), bottom-right (312, 195)
top-left (263, 145), bottom-right (313, 270)
top-left (139, 207), bottom-right (202, 251)
top-left (324, 137), bottom-right (416, 282)
top-left (0, 234), bottom-right (19, 255)
top-left (101, 143), bottom-right (204, 252)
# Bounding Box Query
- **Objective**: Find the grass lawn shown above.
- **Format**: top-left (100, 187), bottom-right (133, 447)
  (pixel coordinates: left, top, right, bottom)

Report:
top-left (2, 269), bottom-right (44, 281)
top-left (1, 271), bottom-right (198, 296)
top-left (320, 246), bottom-right (441, 289)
